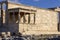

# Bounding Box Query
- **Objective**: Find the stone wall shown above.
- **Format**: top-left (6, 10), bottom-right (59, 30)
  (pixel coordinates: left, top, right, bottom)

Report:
top-left (19, 9), bottom-right (58, 35)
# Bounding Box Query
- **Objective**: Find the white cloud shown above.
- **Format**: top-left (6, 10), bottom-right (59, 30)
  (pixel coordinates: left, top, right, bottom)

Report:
top-left (9, 0), bottom-right (19, 2)
top-left (14, 0), bottom-right (19, 2)
top-left (33, 0), bottom-right (39, 2)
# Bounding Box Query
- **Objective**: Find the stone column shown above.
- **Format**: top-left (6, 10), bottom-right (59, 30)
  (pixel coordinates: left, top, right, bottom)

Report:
top-left (23, 13), bottom-right (25, 23)
top-left (8, 12), bottom-right (10, 23)
top-left (34, 13), bottom-right (35, 24)
top-left (28, 14), bottom-right (30, 24)
top-left (18, 12), bottom-right (20, 23)
top-left (13, 12), bottom-right (15, 23)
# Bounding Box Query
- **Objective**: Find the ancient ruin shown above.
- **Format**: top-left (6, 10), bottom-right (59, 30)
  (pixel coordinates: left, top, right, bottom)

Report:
top-left (0, 0), bottom-right (60, 36)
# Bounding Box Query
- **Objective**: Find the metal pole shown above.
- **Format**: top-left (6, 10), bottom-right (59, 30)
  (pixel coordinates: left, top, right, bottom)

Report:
top-left (1, 3), bottom-right (3, 27)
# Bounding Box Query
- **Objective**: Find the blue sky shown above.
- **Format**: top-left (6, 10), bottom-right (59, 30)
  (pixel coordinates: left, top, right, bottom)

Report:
top-left (0, 0), bottom-right (60, 8)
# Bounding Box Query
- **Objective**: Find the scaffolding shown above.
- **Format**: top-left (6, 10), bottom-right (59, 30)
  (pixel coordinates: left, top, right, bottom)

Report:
top-left (0, 0), bottom-right (8, 27)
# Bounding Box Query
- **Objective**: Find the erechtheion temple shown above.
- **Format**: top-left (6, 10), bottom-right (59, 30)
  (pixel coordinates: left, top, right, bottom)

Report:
top-left (0, 0), bottom-right (60, 36)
